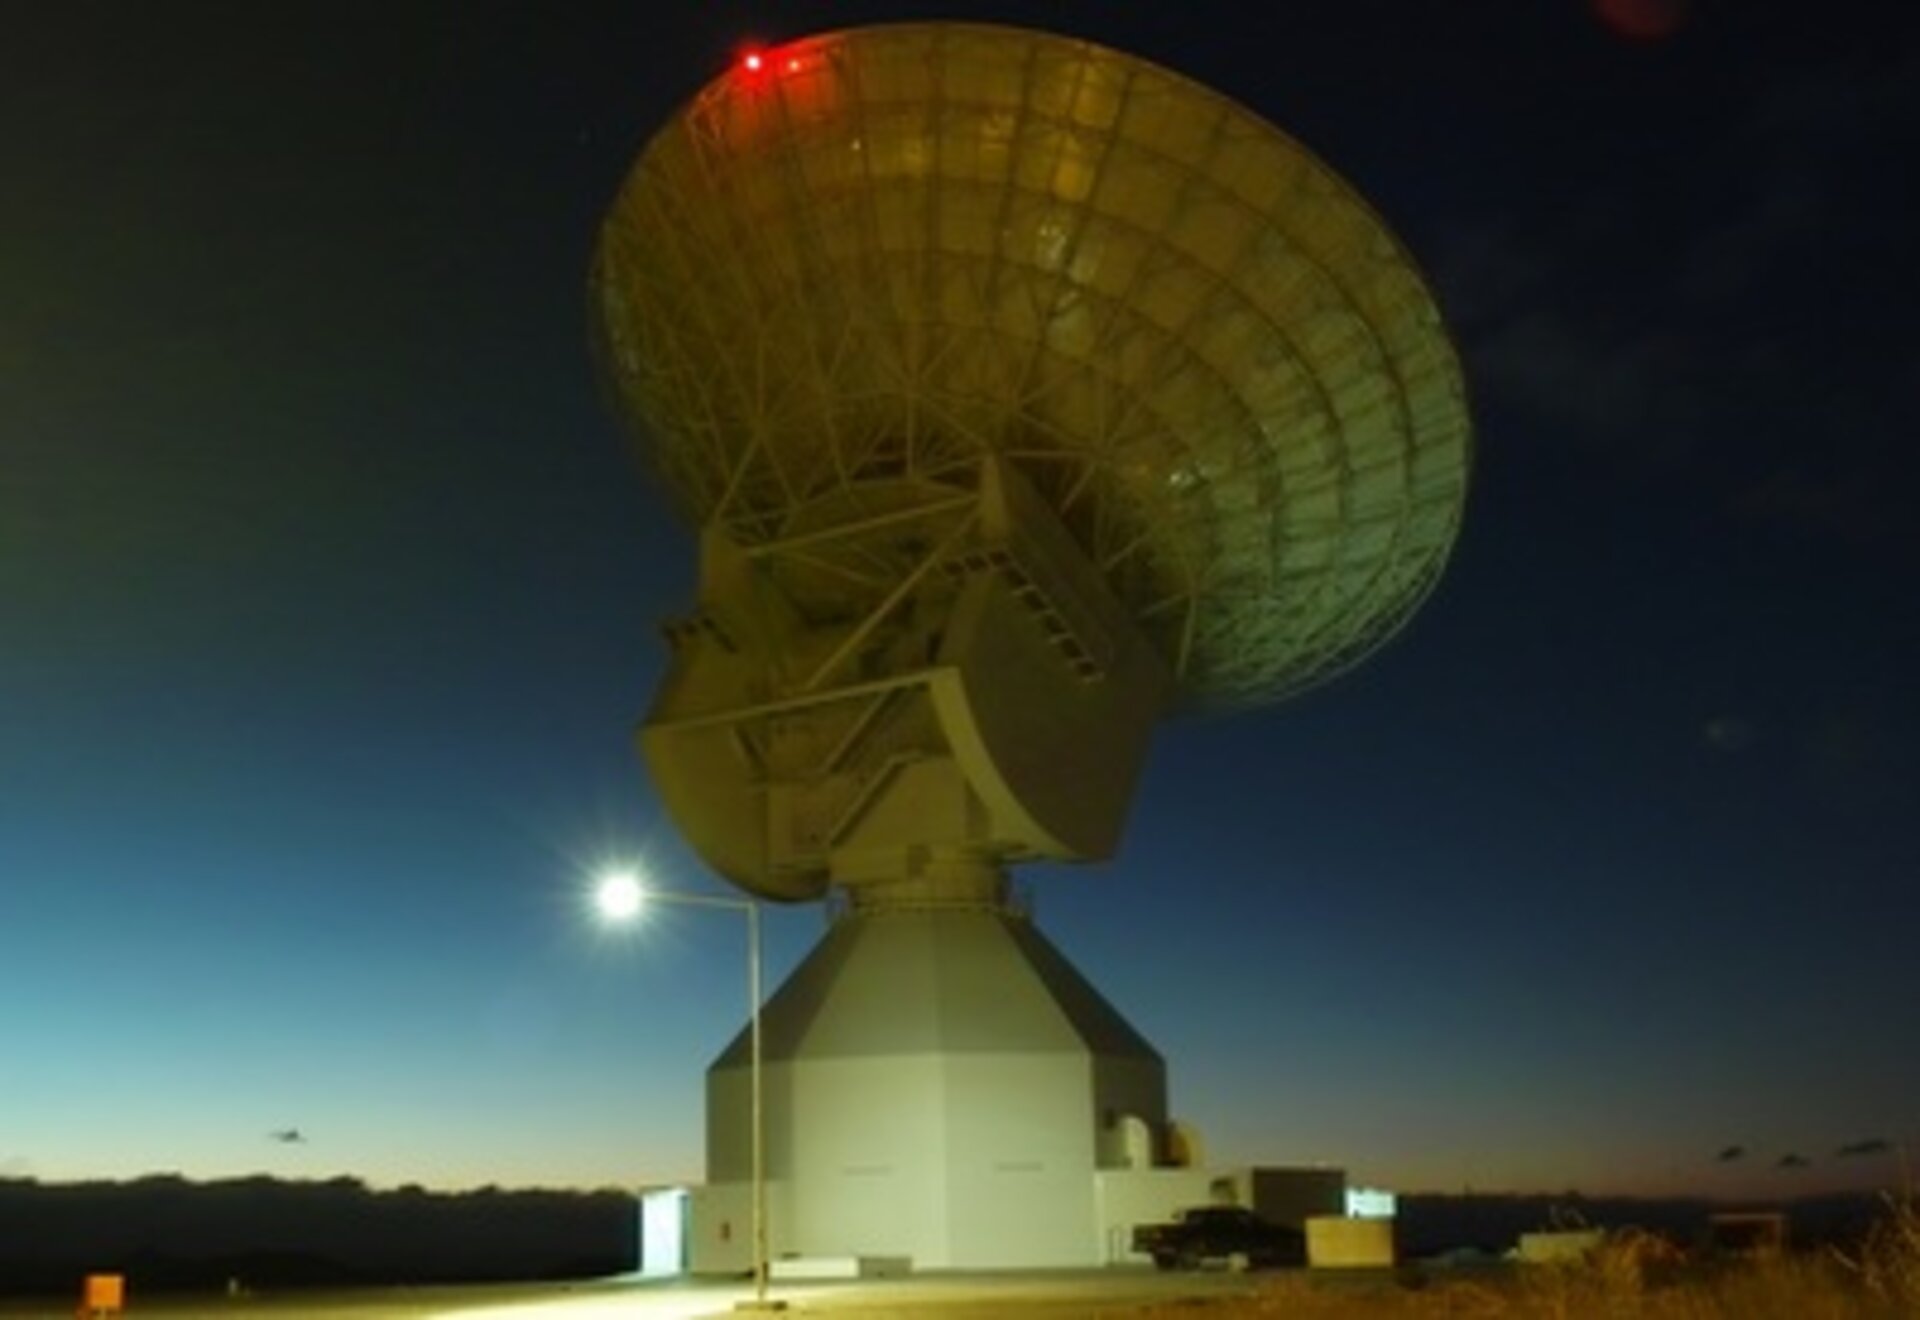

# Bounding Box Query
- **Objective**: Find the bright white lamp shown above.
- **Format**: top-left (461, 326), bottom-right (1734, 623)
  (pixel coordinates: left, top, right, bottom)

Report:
top-left (593, 870), bottom-right (645, 923)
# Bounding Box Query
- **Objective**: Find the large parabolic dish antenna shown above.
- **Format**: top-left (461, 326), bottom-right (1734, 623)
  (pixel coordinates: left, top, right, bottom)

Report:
top-left (592, 21), bottom-right (1468, 905)
top-left (589, 22), bottom-right (1473, 1272)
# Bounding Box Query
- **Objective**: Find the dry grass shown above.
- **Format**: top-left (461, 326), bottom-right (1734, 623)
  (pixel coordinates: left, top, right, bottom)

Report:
top-left (1122, 1197), bottom-right (1920, 1320)
top-left (1837, 1193), bottom-right (1920, 1315)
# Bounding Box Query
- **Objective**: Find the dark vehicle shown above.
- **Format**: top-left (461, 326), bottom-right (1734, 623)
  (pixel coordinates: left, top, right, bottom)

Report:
top-left (1132, 1205), bottom-right (1306, 1270)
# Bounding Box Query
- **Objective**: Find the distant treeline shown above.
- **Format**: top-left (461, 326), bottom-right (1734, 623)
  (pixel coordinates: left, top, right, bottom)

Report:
top-left (0, 1175), bottom-right (634, 1295)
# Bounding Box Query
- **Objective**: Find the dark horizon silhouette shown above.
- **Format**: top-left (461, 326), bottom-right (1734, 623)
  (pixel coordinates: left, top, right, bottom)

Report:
top-left (0, 1175), bottom-right (634, 1296)
top-left (0, 1173), bottom-right (1903, 1297)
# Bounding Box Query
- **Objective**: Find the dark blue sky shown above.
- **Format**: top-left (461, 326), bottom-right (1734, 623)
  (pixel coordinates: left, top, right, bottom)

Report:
top-left (3, 0), bottom-right (1915, 1199)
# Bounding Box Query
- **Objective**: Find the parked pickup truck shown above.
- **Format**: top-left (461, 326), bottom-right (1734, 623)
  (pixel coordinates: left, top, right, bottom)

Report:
top-left (1132, 1205), bottom-right (1306, 1270)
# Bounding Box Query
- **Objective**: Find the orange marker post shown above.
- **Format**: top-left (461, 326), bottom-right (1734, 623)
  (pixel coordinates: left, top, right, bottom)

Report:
top-left (80, 1273), bottom-right (125, 1318)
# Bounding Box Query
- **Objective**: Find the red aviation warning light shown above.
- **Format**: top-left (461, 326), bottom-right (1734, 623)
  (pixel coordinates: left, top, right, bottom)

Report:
top-left (738, 47), bottom-right (806, 78)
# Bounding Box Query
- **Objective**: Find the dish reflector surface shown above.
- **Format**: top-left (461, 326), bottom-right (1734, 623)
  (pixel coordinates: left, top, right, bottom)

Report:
top-left (593, 23), bottom-right (1470, 710)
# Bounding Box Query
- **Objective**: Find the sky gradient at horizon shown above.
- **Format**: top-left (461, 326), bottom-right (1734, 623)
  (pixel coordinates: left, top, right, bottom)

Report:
top-left (3, 0), bottom-right (1916, 1203)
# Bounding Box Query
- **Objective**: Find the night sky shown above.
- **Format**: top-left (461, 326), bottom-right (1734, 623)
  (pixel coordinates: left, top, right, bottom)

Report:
top-left (4, 1), bottom-right (1915, 1201)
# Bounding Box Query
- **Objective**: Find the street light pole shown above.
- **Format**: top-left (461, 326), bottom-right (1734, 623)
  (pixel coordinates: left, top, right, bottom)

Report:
top-left (591, 872), bottom-right (776, 1310)
top-left (747, 897), bottom-right (769, 1309)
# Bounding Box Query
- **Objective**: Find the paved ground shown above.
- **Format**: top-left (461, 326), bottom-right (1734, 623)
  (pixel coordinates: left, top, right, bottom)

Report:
top-left (0, 1268), bottom-right (1291, 1320)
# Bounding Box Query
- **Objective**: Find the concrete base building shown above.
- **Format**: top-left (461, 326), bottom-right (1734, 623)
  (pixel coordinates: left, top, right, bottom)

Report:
top-left (671, 902), bottom-right (1342, 1274)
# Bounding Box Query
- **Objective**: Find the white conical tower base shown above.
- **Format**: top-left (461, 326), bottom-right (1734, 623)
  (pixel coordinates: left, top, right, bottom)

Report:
top-left (704, 903), bottom-right (1167, 1269)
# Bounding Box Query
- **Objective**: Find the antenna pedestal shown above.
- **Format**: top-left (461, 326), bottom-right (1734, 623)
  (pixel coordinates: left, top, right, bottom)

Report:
top-left (703, 903), bottom-right (1168, 1269)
